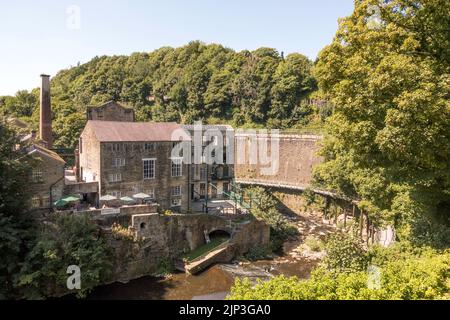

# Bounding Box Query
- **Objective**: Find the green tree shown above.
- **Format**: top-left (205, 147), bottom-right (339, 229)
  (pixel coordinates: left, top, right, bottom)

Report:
top-left (269, 53), bottom-right (316, 127)
top-left (245, 187), bottom-right (297, 252)
top-left (18, 214), bottom-right (113, 299)
top-left (228, 243), bottom-right (450, 300)
top-left (7, 42), bottom-right (319, 148)
top-left (313, 0), bottom-right (450, 247)
top-left (0, 119), bottom-right (33, 299)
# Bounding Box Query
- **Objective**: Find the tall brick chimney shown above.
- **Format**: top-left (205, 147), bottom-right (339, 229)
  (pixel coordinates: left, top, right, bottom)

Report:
top-left (39, 74), bottom-right (53, 148)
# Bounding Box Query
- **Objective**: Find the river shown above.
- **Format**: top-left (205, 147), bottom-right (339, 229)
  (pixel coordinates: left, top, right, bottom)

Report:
top-left (85, 258), bottom-right (319, 300)
top-left (85, 211), bottom-right (333, 300)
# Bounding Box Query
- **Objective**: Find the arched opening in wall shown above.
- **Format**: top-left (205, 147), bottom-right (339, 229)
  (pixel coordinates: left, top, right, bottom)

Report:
top-left (140, 222), bottom-right (146, 230)
top-left (208, 230), bottom-right (231, 242)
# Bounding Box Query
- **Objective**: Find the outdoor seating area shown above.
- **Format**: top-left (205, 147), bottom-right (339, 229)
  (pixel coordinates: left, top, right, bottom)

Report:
top-left (99, 192), bottom-right (156, 209)
top-left (53, 192), bottom-right (157, 212)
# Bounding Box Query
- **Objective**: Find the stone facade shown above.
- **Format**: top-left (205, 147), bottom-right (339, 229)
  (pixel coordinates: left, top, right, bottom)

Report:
top-left (27, 144), bottom-right (65, 210)
top-left (78, 121), bottom-right (190, 212)
top-left (106, 212), bottom-right (269, 282)
top-left (183, 125), bottom-right (234, 201)
top-left (99, 141), bottom-right (189, 211)
top-left (87, 101), bottom-right (135, 122)
top-left (234, 133), bottom-right (323, 187)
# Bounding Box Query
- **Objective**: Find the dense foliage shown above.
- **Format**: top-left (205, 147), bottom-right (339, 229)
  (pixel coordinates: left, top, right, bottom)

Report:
top-left (312, 0), bottom-right (450, 247)
top-left (245, 187), bottom-right (297, 252)
top-left (228, 237), bottom-right (450, 300)
top-left (0, 120), bottom-right (114, 299)
top-left (17, 214), bottom-right (113, 299)
top-left (0, 42), bottom-right (322, 149)
top-left (0, 119), bottom-right (33, 299)
top-left (323, 234), bottom-right (368, 273)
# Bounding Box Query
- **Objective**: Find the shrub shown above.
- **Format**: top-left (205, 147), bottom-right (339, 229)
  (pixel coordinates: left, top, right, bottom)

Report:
top-left (154, 257), bottom-right (174, 276)
top-left (246, 187), bottom-right (298, 253)
top-left (111, 222), bottom-right (137, 242)
top-left (17, 214), bottom-right (113, 299)
top-left (304, 236), bottom-right (323, 252)
top-left (302, 188), bottom-right (316, 207)
top-left (163, 210), bottom-right (173, 216)
top-left (245, 246), bottom-right (270, 261)
top-left (323, 233), bottom-right (368, 273)
top-left (227, 249), bottom-right (450, 300)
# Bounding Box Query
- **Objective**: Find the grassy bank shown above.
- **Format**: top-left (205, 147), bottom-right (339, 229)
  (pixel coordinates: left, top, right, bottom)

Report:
top-left (184, 237), bottom-right (229, 262)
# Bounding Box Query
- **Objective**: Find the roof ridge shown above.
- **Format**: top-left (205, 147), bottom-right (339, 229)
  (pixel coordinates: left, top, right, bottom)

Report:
top-left (87, 100), bottom-right (134, 109)
top-left (84, 121), bottom-right (190, 142)
top-left (29, 144), bottom-right (66, 163)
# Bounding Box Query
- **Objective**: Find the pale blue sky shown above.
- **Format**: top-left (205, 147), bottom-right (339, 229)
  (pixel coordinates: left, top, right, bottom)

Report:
top-left (0, 0), bottom-right (354, 95)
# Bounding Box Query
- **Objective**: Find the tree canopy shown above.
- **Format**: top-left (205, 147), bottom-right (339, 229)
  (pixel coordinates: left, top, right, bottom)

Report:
top-left (0, 42), bottom-right (321, 149)
top-left (0, 119), bottom-right (33, 298)
top-left (313, 0), bottom-right (450, 247)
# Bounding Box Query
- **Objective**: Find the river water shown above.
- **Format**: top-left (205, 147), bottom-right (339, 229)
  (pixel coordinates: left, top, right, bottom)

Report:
top-left (85, 212), bottom-right (333, 300)
top-left (86, 259), bottom-right (318, 300)
top-left (86, 253), bottom-right (319, 300)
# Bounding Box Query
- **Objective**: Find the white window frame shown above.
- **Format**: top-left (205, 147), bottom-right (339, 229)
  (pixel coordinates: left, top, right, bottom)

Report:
top-left (108, 173), bottom-right (122, 182)
top-left (112, 143), bottom-right (122, 152)
top-left (143, 158), bottom-right (156, 180)
top-left (171, 185), bottom-right (182, 197)
top-left (171, 157), bottom-right (183, 177)
top-left (112, 158), bottom-right (125, 167)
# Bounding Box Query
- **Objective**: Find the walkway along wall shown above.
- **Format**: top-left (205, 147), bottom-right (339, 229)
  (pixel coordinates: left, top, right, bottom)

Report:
top-left (234, 132), bottom-right (394, 247)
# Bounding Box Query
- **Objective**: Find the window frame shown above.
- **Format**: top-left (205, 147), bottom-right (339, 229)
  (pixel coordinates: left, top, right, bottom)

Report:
top-left (112, 157), bottom-right (126, 167)
top-left (31, 196), bottom-right (41, 208)
top-left (171, 157), bottom-right (183, 177)
top-left (111, 143), bottom-right (123, 152)
top-left (171, 185), bottom-right (182, 197)
top-left (32, 168), bottom-right (43, 183)
top-left (108, 172), bottom-right (122, 183)
top-left (144, 142), bottom-right (155, 151)
top-left (143, 158), bottom-right (156, 180)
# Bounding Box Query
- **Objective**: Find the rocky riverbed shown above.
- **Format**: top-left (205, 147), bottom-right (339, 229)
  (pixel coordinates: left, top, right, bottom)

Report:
top-left (85, 211), bottom-right (335, 300)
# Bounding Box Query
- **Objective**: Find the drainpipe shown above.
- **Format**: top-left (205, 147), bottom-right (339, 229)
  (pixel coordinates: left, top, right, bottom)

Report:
top-left (49, 173), bottom-right (64, 213)
top-left (187, 162), bottom-right (190, 212)
top-left (205, 164), bottom-right (209, 214)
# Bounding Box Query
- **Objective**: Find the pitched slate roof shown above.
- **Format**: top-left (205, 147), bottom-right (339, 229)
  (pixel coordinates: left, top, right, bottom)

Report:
top-left (28, 144), bottom-right (66, 163)
top-left (85, 121), bottom-right (191, 142)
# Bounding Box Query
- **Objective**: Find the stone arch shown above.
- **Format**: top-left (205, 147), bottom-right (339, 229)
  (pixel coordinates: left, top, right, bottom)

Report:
top-left (208, 228), bottom-right (231, 240)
